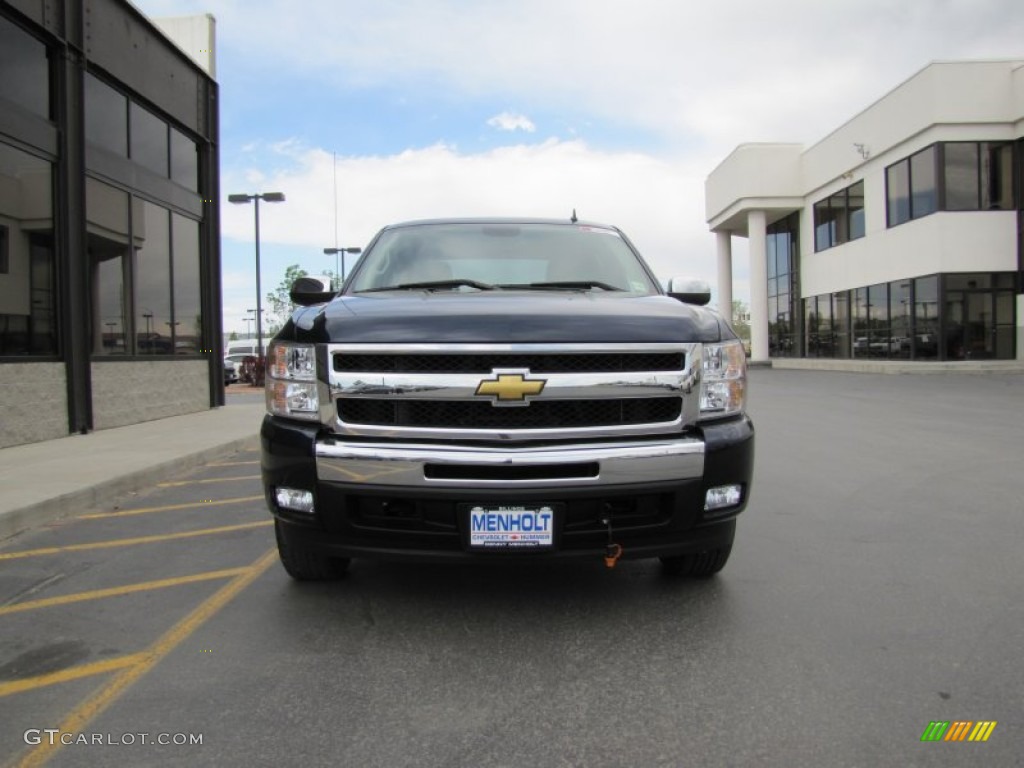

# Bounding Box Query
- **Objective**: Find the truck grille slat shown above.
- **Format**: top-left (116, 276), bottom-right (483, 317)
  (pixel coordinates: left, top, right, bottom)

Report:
top-left (333, 352), bottom-right (683, 374)
top-left (338, 397), bottom-right (682, 429)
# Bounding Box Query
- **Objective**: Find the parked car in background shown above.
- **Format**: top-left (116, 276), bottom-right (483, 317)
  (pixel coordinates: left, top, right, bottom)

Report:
top-left (223, 358), bottom-right (239, 385)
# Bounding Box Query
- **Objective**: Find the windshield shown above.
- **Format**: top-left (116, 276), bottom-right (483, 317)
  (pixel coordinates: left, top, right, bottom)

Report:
top-left (347, 222), bottom-right (660, 295)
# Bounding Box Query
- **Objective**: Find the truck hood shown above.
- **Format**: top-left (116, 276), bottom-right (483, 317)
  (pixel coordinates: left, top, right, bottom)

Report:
top-left (288, 292), bottom-right (725, 344)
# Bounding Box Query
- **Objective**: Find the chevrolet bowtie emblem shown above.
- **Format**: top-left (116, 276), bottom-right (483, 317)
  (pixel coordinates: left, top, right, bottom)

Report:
top-left (475, 372), bottom-right (546, 404)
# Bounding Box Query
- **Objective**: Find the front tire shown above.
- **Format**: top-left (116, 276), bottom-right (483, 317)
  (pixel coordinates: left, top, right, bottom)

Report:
top-left (274, 520), bottom-right (351, 581)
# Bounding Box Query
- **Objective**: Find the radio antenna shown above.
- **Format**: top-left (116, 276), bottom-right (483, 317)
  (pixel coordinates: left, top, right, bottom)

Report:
top-left (570, 208), bottom-right (578, 223)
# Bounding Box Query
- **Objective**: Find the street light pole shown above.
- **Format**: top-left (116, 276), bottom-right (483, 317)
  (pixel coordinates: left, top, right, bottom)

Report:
top-left (323, 246), bottom-right (362, 288)
top-left (229, 192), bottom-right (286, 362)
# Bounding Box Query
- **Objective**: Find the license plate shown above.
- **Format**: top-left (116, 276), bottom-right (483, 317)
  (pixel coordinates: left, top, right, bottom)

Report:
top-left (468, 505), bottom-right (555, 549)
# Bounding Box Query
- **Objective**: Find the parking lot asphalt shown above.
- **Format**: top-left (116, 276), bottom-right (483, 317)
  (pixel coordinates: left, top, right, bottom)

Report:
top-left (2, 368), bottom-right (1023, 767)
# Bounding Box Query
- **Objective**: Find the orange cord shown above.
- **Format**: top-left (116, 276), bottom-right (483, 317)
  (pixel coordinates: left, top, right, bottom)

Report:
top-left (604, 543), bottom-right (623, 569)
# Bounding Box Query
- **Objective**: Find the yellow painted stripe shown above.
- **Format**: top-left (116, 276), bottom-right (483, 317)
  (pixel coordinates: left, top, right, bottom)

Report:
top-left (0, 567), bottom-right (249, 616)
top-left (974, 721), bottom-right (997, 742)
top-left (79, 495), bottom-right (263, 520)
top-left (15, 548), bottom-right (278, 768)
top-left (157, 475), bottom-right (260, 487)
top-left (207, 460), bottom-right (259, 467)
top-left (0, 653), bottom-right (148, 698)
top-left (0, 521), bottom-right (272, 561)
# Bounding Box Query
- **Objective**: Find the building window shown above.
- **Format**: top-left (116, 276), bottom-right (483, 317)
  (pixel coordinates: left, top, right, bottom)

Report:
top-left (813, 180), bottom-right (865, 251)
top-left (85, 73), bottom-right (128, 157)
top-left (767, 212), bottom-right (799, 357)
top-left (172, 215), bottom-right (201, 353)
top-left (87, 178), bottom-right (130, 355)
top-left (170, 128), bottom-right (198, 191)
top-left (130, 103), bottom-right (169, 177)
top-left (0, 143), bottom-right (56, 356)
top-left (914, 276), bottom-right (939, 359)
top-left (0, 16), bottom-right (50, 119)
top-left (134, 201), bottom-right (172, 354)
top-left (886, 146), bottom-right (938, 226)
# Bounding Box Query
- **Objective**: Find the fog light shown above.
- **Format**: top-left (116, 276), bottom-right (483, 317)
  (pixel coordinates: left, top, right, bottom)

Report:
top-left (276, 487), bottom-right (315, 514)
top-left (705, 484), bottom-right (742, 512)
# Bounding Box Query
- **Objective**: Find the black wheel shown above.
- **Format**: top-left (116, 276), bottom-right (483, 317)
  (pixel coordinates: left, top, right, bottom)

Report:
top-left (274, 520), bottom-right (350, 581)
top-left (659, 542), bottom-right (733, 577)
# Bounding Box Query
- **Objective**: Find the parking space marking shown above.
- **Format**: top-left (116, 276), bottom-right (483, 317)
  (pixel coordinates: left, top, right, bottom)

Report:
top-left (156, 475), bottom-right (260, 488)
top-left (14, 548), bottom-right (278, 768)
top-left (0, 654), bottom-right (148, 698)
top-left (207, 460), bottom-right (259, 467)
top-left (0, 567), bottom-right (250, 616)
top-left (0, 521), bottom-right (272, 561)
top-left (78, 495), bottom-right (263, 520)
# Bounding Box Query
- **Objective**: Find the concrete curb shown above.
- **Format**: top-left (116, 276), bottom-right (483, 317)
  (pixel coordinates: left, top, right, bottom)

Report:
top-left (0, 433), bottom-right (260, 542)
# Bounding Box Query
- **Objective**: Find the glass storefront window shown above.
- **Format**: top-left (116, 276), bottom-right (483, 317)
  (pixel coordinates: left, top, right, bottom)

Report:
top-left (85, 73), bottom-right (128, 157)
top-left (0, 143), bottom-right (56, 356)
top-left (130, 103), bottom-right (169, 177)
top-left (914, 276), bottom-right (939, 359)
top-left (0, 17), bottom-right (49, 119)
top-left (87, 178), bottom-right (130, 355)
top-left (134, 201), bottom-right (171, 354)
top-left (890, 281), bottom-right (912, 359)
top-left (172, 214), bottom-right (201, 354)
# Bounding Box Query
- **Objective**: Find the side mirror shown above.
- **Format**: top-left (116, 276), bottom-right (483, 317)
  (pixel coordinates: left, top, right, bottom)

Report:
top-left (289, 276), bottom-right (335, 306)
top-left (666, 277), bottom-right (711, 306)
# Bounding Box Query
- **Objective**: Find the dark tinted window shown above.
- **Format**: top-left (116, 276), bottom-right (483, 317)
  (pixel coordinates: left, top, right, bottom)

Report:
top-left (130, 103), bottom-right (169, 176)
top-left (0, 17), bottom-right (49, 118)
top-left (170, 128), bottom-right (198, 190)
top-left (944, 143), bottom-right (979, 210)
top-left (134, 201), bottom-right (171, 354)
top-left (172, 215), bottom-right (201, 353)
top-left (85, 74), bottom-right (127, 156)
top-left (848, 181), bottom-right (865, 239)
top-left (910, 147), bottom-right (937, 218)
top-left (981, 142), bottom-right (1013, 210)
top-left (886, 162), bottom-right (910, 226)
top-left (87, 178), bottom-right (130, 355)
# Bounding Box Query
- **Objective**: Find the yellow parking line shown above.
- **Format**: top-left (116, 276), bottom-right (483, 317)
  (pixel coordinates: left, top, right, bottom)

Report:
top-left (157, 475), bottom-right (260, 487)
top-left (0, 521), bottom-right (272, 561)
top-left (0, 653), bottom-right (148, 698)
top-left (0, 567), bottom-right (250, 616)
top-left (208, 460), bottom-right (259, 467)
top-left (79, 495), bottom-right (263, 520)
top-left (15, 548), bottom-right (278, 768)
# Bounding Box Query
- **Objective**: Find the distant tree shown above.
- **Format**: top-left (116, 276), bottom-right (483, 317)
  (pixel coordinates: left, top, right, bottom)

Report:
top-left (265, 264), bottom-right (309, 332)
top-left (731, 300), bottom-right (751, 340)
top-left (228, 330), bottom-right (238, 341)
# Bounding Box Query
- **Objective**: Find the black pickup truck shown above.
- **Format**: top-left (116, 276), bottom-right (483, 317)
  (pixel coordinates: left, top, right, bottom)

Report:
top-left (261, 218), bottom-right (754, 580)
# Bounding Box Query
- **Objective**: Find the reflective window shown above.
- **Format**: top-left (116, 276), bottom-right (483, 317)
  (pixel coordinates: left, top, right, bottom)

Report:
top-left (0, 143), bottom-right (56, 356)
top-left (944, 143), bottom-right (979, 210)
top-left (0, 16), bottom-right (49, 118)
top-left (130, 103), bottom-right (169, 177)
top-left (890, 281), bottom-right (912, 359)
top-left (172, 215), bottom-right (201, 353)
top-left (886, 162), bottom-right (910, 226)
top-left (85, 74), bottom-right (128, 157)
top-left (765, 213), bottom-right (798, 357)
top-left (848, 181), bottom-right (865, 239)
top-left (170, 128), bottom-right (198, 191)
top-left (833, 291), bottom-right (850, 359)
top-left (914, 276), bottom-right (939, 359)
top-left (134, 201), bottom-right (171, 354)
top-left (981, 142), bottom-right (1013, 210)
top-left (910, 146), bottom-right (937, 218)
top-left (813, 200), bottom-right (832, 252)
top-left (87, 178), bottom-right (130, 355)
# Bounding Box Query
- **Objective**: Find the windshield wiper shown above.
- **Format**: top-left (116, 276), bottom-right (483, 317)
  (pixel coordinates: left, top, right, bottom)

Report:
top-left (497, 281), bottom-right (623, 292)
top-left (358, 279), bottom-right (496, 293)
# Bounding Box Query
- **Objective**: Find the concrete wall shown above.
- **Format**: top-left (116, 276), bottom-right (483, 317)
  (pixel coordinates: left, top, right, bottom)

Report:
top-left (91, 359), bottom-right (210, 430)
top-left (0, 363), bottom-right (69, 448)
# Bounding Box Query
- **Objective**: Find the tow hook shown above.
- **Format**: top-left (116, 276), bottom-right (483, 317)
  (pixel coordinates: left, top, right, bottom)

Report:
top-left (601, 510), bottom-right (623, 569)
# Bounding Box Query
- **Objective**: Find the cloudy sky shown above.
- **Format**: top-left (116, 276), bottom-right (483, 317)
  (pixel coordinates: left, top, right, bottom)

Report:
top-left (133, 0), bottom-right (1023, 334)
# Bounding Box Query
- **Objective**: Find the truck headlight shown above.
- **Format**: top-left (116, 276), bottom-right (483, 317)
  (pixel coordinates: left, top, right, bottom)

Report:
top-left (266, 342), bottom-right (319, 420)
top-left (700, 339), bottom-right (746, 420)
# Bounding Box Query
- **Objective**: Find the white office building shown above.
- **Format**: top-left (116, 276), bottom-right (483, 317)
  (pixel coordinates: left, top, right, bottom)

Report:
top-left (707, 59), bottom-right (1023, 362)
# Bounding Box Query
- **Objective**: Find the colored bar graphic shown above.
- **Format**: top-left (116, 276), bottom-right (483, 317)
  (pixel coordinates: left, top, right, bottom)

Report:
top-left (968, 722), bottom-right (997, 742)
top-left (921, 720), bottom-right (997, 743)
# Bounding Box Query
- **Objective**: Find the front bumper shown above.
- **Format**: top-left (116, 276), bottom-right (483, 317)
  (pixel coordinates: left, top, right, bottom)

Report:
top-left (261, 414), bottom-right (754, 562)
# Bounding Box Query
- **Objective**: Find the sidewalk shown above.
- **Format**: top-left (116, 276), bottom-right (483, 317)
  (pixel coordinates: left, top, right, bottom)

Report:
top-left (0, 390), bottom-right (266, 541)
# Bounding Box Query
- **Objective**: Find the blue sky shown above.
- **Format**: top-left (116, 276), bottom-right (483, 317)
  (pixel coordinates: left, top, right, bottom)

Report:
top-left (132, 0), bottom-right (1024, 335)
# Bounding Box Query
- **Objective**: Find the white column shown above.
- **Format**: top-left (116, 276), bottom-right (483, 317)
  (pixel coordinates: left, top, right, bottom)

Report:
top-left (748, 210), bottom-right (769, 362)
top-left (716, 231), bottom-right (733, 319)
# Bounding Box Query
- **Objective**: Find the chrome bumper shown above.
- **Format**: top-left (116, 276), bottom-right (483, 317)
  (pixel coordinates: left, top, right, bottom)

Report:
top-left (315, 437), bottom-right (705, 489)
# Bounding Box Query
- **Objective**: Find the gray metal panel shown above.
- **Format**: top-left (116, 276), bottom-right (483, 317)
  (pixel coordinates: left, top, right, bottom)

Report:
top-left (83, 0), bottom-right (208, 138)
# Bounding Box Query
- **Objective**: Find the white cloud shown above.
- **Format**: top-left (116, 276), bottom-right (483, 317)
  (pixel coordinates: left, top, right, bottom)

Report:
top-left (487, 112), bottom-right (536, 133)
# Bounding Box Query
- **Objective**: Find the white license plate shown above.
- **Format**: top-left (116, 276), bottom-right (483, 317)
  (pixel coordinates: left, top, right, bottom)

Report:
top-left (468, 505), bottom-right (555, 549)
